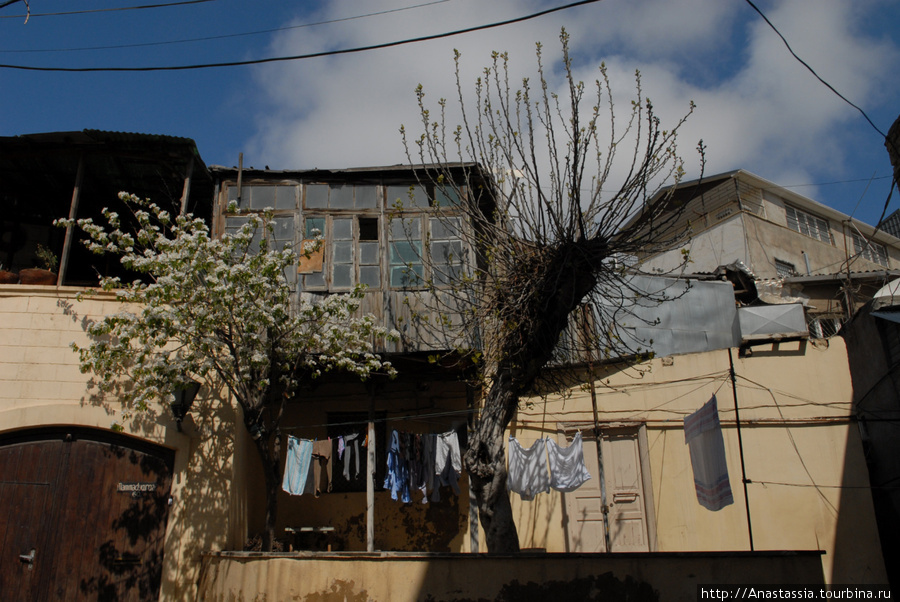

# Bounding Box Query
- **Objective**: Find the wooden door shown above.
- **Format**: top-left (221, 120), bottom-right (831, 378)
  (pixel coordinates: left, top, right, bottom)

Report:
top-left (563, 426), bottom-right (653, 553)
top-left (0, 428), bottom-right (174, 601)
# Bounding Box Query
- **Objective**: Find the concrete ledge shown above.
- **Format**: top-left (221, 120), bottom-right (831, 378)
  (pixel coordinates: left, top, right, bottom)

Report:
top-left (198, 550), bottom-right (826, 601)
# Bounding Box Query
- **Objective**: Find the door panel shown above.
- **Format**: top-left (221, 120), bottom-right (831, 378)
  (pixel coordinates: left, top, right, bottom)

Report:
top-left (564, 426), bottom-right (651, 553)
top-left (0, 429), bottom-right (173, 602)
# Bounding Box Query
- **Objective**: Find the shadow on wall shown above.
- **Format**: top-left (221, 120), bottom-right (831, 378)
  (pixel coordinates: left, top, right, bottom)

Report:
top-left (56, 297), bottom-right (239, 598)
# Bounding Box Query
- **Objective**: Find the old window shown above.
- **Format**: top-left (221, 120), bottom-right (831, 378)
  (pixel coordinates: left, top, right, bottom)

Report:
top-left (774, 258), bottom-right (796, 279)
top-left (851, 232), bottom-right (889, 267)
top-left (785, 205), bottom-right (832, 244)
top-left (430, 217), bottom-right (466, 286)
top-left (226, 184), bottom-right (297, 211)
top-left (390, 217), bottom-right (423, 288)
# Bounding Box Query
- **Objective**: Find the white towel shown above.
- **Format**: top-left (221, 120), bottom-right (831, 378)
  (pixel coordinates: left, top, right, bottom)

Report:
top-left (684, 395), bottom-right (734, 511)
top-left (547, 432), bottom-right (592, 492)
top-left (507, 437), bottom-right (550, 501)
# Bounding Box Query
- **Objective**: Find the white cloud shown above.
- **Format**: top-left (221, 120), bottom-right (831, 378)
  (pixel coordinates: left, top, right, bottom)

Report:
top-left (244, 0), bottom-right (898, 220)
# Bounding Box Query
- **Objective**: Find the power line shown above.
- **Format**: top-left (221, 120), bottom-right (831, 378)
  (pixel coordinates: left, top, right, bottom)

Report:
top-left (0, 0), bottom-right (452, 54)
top-left (743, 0), bottom-right (885, 139)
top-left (0, 0), bottom-right (218, 19)
top-left (0, 0), bottom-right (602, 72)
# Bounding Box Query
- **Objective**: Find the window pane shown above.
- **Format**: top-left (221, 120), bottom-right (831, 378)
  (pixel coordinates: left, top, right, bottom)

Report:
top-left (391, 240), bottom-right (422, 264)
top-left (276, 185), bottom-right (296, 210)
top-left (305, 217), bottom-right (325, 238)
top-left (435, 186), bottom-right (461, 207)
top-left (431, 217), bottom-right (460, 239)
top-left (249, 186), bottom-right (276, 210)
top-left (360, 265), bottom-right (381, 287)
top-left (387, 184), bottom-right (428, 209)
top-left (272, 216), bottom-right (293, 242)
top-left (432, 240), bottom-right (463, 264)
top-left (359, 242), bottom-right (379, 265)
top-left (330, 184), bottom-right (354, 209)
top-left (304, 272), bottom-right (325, 288)
top-left (391, 217), bottom-right (420, 239)
top-left (434, 264), bottom-right (461, 286)
top-left (391, 265), bottom-right (423, 287)
top-left (333, 218), bottom-right (353, 240)
top-left (333, 241), bottom-right (353, 263)
top-left (356, 185), bottom-right (377, 208)
top-left (333, 264), bottom-right (352, 288)
top-left (306, 184), bottom-right (328, 208)
top-left (226, 186), bottom-right (250, 211)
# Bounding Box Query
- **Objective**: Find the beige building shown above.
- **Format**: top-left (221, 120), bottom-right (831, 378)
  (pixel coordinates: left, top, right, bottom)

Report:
top-left (0, 135), bottom-right (889, 599)
top-left (636, 170), bottom-right (900, 334)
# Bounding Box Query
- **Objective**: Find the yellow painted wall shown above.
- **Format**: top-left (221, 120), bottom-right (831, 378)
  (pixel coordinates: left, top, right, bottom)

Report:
top-left (509, 338), bottom-right (887, 583)
top-left (0, 285), bottom-right (238, 600)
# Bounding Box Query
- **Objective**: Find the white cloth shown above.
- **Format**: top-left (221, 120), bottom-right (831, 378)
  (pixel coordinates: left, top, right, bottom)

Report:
top-left (684, 395), bottom-right (734, 511)
top-left (431, 430), bottom-right (462, 501)
top-left (547, 432), bottom-right (591, 492)
top-left (507, 437), bottom-right (549, 501)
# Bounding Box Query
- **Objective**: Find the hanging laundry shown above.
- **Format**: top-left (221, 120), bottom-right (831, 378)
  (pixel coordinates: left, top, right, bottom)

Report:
top-left (409, 433), bottom-right (426, 502)
top-left (342, 432), bottom-right (361, 481)
top-left (547, 432), bottom-right (592, 492)
top-left (431, 430), bottom-right (462, 502)
top-left (684, 394), bottom-right (734, 511)
top-left (282, 436), bottom-right (314, 496)
top-left (311, 439), bottom-right (333, 497)
top-left (384, 430), bottom-right (412, 503)
top-left (507, 437), bottom-right (550, 501)
top-left (420, 433), bottom-right (437, 503)
top-left (337, 435), bottom-right (345, 460)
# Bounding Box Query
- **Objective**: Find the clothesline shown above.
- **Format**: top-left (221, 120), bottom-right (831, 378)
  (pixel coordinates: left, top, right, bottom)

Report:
top-left (282, 407), bottom-right (475, 431)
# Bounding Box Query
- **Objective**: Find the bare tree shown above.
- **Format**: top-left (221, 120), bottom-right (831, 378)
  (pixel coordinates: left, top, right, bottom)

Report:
top-left (401, 29), bottom-right (704, 553)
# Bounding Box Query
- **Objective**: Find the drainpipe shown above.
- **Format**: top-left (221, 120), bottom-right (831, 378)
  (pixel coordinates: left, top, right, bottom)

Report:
top-left (802, 251), bottom-right (812, 276)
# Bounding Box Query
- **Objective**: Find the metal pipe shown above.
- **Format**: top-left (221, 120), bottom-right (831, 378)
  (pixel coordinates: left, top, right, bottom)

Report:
top-left (728, 348), bottom-right (754, 551)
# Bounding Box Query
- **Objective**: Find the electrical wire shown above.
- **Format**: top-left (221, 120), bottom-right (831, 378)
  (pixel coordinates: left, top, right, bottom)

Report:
top-left (0, 0), bottom-right (218, 19)
top-left (0, 0), bottom-right (602, 72)
top-left (0, 0), bottom-right (452, 54)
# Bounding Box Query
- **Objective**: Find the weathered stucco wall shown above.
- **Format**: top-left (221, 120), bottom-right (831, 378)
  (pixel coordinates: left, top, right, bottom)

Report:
top-left (0, 285), bottom-right (240, 600)
top-left (511, 338), bottom-right (887, 583)
top-left (197, 550), bottom-right (825, 601)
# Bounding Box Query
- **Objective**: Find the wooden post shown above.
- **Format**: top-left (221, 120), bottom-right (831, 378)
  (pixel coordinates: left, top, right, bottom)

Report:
top-left (57, 154), bottom-right (85, 286)
top-left (179, 154), bottom-right (195, 216)
top-left (367, 388), bottom-right (376, 552)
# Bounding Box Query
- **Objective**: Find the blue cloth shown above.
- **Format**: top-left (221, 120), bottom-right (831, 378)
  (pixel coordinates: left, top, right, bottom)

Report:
top-left (383, 430), bottom-right (411, 503)
top-left (282, 436), bottom-right (313, 496)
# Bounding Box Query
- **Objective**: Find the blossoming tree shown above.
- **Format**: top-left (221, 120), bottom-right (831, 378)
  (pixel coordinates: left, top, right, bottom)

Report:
top-left (59, 193), bottom-right (395, 551)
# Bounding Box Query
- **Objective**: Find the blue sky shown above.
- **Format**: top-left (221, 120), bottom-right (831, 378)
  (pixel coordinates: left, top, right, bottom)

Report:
top-left (1, 0), bottom-right (898, 227)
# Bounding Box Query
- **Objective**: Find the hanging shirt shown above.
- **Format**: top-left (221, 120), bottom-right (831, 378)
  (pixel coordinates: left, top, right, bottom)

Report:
top-left (311, 439), bottom-right (333, 497)
top-left (282, 436), bottom-right (313, 496)
top-left (547, 432), bottom-right (592, 492)
top-left (383, 430), bottom-right (411, 503)
top-left (507, 437), bottom-right (549, 501)
top-left (343, 432), bottom-right (361, 481)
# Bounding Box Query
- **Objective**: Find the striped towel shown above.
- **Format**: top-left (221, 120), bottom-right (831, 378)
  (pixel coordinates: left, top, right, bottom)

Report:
top-left (684, 395), bottom-right (734, 511)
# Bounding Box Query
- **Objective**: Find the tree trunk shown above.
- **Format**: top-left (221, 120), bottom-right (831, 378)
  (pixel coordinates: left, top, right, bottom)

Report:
top-left (464, 373), bottom-right (521, 553)
top-left (466, 242), bottom-right (604, 553)
top-left (253, 435), bottom-right (280, 552)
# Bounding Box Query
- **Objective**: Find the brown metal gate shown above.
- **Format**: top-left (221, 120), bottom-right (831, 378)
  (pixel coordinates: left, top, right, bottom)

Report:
top-left (0, 428), bottom-right (174, 601)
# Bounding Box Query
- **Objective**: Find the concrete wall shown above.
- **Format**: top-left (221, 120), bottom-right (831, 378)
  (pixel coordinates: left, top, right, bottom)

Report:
top-left (640, 176), bottom-right (900, 279)
top-left (197, 550), bottom-right (825, 601)
top-left (509, 338), bottom-right (887, 584)
top-left (0, 285), bottom-right (241, 600)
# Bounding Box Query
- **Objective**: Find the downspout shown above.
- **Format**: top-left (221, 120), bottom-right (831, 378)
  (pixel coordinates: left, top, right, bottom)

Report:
top-left (57, 153), bottom-right (85, 286)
